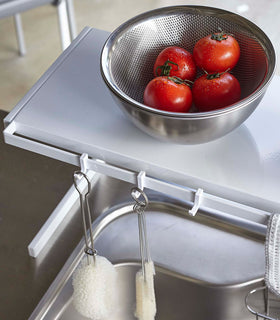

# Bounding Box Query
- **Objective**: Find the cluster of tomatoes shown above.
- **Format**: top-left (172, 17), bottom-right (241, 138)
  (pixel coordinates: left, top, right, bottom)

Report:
top-left (143, 31), bottom-right (241, 113)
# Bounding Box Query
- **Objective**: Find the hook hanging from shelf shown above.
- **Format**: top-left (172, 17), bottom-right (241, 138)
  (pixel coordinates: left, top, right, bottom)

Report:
top-left (189, 188), bottom-right (204, 216)
top-left (137, 171), bottom-right (146, 191)
top-left (80, 153), bottom-right (89, 173)
top-left (27, 152), bottom-right (96, 258)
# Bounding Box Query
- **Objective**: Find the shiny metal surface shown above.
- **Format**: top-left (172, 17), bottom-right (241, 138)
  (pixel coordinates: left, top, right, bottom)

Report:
top-left (101, 6), bottom-right (276, 144)
top-left (30, 185), bottom-right (266, 320)
top-left (246, 286), bottom-right (280, 319)
top-left (41, 263), bottom-right (262, 320)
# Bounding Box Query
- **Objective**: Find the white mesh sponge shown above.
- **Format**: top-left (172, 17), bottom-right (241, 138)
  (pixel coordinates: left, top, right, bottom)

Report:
top-left (265, 213), bottom-right (280, 296)
top-left (72, 255), bottom-right (117, 319)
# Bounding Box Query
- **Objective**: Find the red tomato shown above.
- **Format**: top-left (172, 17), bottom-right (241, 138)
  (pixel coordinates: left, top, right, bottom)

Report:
top-left (192, 72), bottom-right (241, 112)
top-left (193, 31), bottom-right (240, 73)
top-left (143, 76), bottom-right (192, 113)
top-left (153, 46), bottom-right (196, 81)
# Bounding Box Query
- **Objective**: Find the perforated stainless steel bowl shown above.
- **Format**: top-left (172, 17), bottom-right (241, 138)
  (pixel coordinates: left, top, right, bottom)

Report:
top-left (101, 6), bottom-right (275, 144)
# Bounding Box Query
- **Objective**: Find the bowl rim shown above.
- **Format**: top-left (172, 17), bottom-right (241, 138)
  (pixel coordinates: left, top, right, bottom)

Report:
top-left (100, 5), bottom-right (276, 119)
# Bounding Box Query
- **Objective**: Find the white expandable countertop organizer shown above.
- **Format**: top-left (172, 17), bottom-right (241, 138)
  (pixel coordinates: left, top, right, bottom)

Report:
top-left (3, 28), bottom-right (280, 254)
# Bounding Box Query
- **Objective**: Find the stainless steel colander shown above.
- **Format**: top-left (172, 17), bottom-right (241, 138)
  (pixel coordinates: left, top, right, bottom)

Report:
top-left (101, 6), bottom-right (275, 144)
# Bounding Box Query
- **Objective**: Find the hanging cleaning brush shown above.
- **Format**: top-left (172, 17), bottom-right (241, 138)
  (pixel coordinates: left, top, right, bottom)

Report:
top-left (131, 187), bottom-right (157, 320)
top-left (72, 171), bottom-right (117, 320)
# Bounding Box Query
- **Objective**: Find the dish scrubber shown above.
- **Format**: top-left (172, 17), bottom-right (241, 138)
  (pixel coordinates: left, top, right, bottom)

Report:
top-left (135, 261), bottom-right (156, 320)
top-left (72, 255), bottom-right (117, 320)
top-left (72, 171), bottom-right (117, 319)
top-left (131, 187), bottom-right (157, 320)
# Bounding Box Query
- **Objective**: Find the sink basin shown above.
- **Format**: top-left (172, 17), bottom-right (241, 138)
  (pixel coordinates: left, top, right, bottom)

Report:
top-left (49, 262), bottom-right (262, 320)
top-left (29, 176), bottom-right (266, 320)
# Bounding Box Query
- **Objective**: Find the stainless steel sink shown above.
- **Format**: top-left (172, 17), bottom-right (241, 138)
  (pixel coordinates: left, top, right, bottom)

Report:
top-left (29, 175), bottom-right (266, 320)
top-left (42, 263), bottom-right (262, 320)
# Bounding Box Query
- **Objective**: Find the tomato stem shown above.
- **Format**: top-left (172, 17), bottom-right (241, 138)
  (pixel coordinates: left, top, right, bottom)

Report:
top-left (156, 60), bottom-right (179, 76)
top-left (206, 68), bottom-right (230, 80)
top-left (168, 76), bottom-right (193, 87)
top-left (211, 30), bottom-right (229, 42)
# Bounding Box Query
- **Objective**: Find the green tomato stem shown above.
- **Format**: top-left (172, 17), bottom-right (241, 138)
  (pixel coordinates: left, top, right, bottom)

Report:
top-left (206, 68), bottom-right (230, 80)
top-left (156, 60), bottom-right (179, 76)
top-left (168, 76), bottom-right (193, 87)
top-left (211, 30), bottom-right (229, 42)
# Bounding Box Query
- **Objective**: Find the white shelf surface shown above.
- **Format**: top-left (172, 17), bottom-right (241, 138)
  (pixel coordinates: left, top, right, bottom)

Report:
top-left (4, 27), bottom-right (280, 213)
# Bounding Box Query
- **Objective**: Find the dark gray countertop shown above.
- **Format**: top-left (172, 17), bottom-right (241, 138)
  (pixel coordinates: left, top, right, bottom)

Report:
top-left (0, 110), bottom-right (82, 320)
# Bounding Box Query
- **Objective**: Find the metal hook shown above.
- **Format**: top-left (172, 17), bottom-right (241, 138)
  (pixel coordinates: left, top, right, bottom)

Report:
top-left (73, 170), bottom-right (97, 263)
top-left (131, 187), bottom-right (148, 209)
top-left (73, 170), bottom-right (91, 195)
top-left (131, 187), bottom-right (150, 281)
